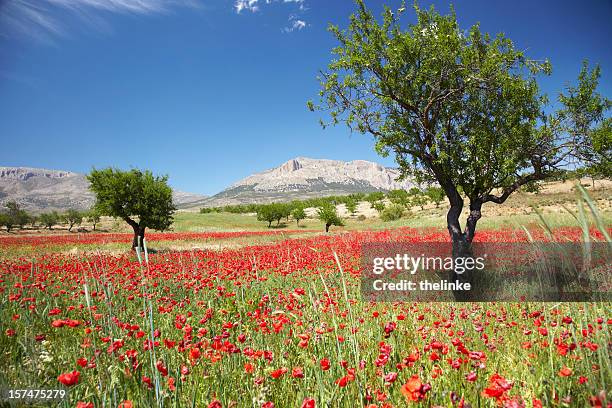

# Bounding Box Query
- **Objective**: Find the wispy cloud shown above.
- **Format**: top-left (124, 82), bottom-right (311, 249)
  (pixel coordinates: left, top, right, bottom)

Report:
top-left (233, 0), bottom-right (308, 32)
top-left (0, 0), bottom-right (197, 43)
top-left (234, 0), bottom-right (306, 14)
top-left (283, 14), bottom-right (306, 32)
top-left (234, 0), bottom-right (259, 13)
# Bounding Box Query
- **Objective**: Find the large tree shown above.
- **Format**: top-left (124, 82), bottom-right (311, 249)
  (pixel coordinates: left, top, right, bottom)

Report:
top-left (87, 168), bottom-right (176, 249)
top-left (310, 1), bottom-right (609, 255)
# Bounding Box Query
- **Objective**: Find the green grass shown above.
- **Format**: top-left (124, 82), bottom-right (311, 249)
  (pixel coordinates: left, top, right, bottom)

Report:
top-left (173, 207), bottom-right (612, 234)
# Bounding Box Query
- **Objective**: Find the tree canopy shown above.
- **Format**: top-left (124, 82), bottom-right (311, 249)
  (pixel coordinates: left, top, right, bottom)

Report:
top-left (318, 203), bottom-right (344, 232)
top-left (88, 168), bottom-right (175, 248)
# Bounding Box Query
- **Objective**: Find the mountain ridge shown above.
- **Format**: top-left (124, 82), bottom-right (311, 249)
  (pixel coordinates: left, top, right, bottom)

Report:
top-left (1, 158), bottom-right (415, 211)
top-left (0, 166), bottom-right (207, 212)
top-left (194, 157), bottom-right (414, 208)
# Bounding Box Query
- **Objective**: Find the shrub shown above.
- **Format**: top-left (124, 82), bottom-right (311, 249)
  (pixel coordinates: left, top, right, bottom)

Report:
top-left (380, 204), bottom-right (405, 221)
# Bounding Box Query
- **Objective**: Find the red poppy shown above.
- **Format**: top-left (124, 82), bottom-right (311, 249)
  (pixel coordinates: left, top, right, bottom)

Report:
top-left (482, 373), bottom-right (513, 402)
top-left (156, 360), bottom-right (168, 377)
top-left (292, 367), bottom-right (304, 379)
top-left (270, 367), bottom-right (288, 379)
top-left (58, 370), bottom-right (80, 386)
top-left (400, 375), bottom-right (430, 402)
top-left (320, 358), bottom-right (331, 371)
top-left (301, 398), bottom-right (315, 408)
top-left (208, 400), bottom-right (222, 408)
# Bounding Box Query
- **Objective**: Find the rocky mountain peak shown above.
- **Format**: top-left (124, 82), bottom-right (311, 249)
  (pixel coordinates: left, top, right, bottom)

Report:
top-left (201, 157), bottom-right (415, 207)
top-left (276, 159), bottom-right (302, 174)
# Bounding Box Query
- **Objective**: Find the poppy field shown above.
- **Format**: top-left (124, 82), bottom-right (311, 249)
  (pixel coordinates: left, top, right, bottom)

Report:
top-left (1, 227), bottom-right (610, 407)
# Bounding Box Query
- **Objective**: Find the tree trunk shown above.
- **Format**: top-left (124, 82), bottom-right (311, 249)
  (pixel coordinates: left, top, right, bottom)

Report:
top-left (325, 223), bottom-right (330, 233)
top-left (446, 195), bottom-right (482, 301)
top-left (93, 223), bottom-right (96, 231)
top-left (131, 224), bottom-right (145, 250)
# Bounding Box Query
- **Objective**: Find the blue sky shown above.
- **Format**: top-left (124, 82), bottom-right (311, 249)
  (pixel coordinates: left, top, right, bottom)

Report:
top-left (0, 0), bottom-right (610, 195)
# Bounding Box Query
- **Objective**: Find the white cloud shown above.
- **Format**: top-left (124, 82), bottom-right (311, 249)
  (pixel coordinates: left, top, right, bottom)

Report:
top-left (234, 0), bottom-right (308, 32)
top-left (283, 15), bottom-right (306, 32)
top-left (0, 0), bottom-right (196, 42)
top-left (234, 0), bottom-right (259, 14)
top-left (234, 0), bottom-right (306, 14)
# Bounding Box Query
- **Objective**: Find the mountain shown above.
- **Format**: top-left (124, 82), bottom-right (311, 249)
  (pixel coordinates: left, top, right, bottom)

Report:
top-left (0, 167), bottom-right (207, 212)
top-left (196, 157), bottom-right (415, 208)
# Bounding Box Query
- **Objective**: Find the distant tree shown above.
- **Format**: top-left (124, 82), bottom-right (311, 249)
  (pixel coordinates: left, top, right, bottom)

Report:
top-left (407, 187), bottom-right (421, 197)
top-left (2, 201), bottom-right (29, 231)
top-left (279, 203), bottom-right (292, 223)
top-left (86, 209), bottom-right (102, 231)
top-left (380, 203), bottom-right (405, 221)
top-left (39, 211), bottom-right (59, 230)
top-left (345, 199), bottom-right (358, 216)
top-left (425, 187), bottom-right (446, 208)
top-left (87, 168), bottom-right (176, 249)
top-left (372, 201), bottom-right (386, 214)
top-left (365, 192), bottom-right (385, 208)
top-left (387, 189), bottom-right (410, 207)
top-left (29, 214), bottom-right (38, 228)
top-left (291, 206), bottom-right (306, 226)
top-left (0, 213), bottom-right (12, 232)
top-left (410, 194), bottom-right (427, 210)
top-left (318, 203), bottom-right (344, 233)
top-left (64, 209), bottom-right (83, 232)
top-left (257, 205), bottom-right (278, 228)
top-left (348, 192), bottom-right (365, 201)
top-left (15, 211), bottom-right (30, 229)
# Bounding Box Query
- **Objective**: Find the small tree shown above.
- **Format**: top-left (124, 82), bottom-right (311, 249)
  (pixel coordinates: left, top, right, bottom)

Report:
top-left (4, 201), bottom-right (30, 230)
top-left (291, 206), bottom-right (306, 226)
top-left (15, 211), bottom-right (30, 230)
top-left (65, 209), bottom-right (83, 232)
top-left (365, 192), bottom-right (385, 208)
top-left (318, 203), bottom-right (344, 232)
top-left (410, 194), bottom-right (427, 211)
top-left (87, 209), bottom-right (102, 231)
top-left (279, 203), bottom-right (292, 223)
top-left (425, 187), bottom-right (446, 208)
top-left (257, 205), bottom-right (277, 228)
top-left (345, 199), bottom-right (358, 216)
top-left (87, 168), bottom-right (176, 249)
top-left (0, 213), bottom-right (11, 232)
top-left (39, 211), bottom-right (59, 230)
top-left (387, 189), bottom-right (410, 207)
top-left (372, 201), bottom-right (386, 214)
